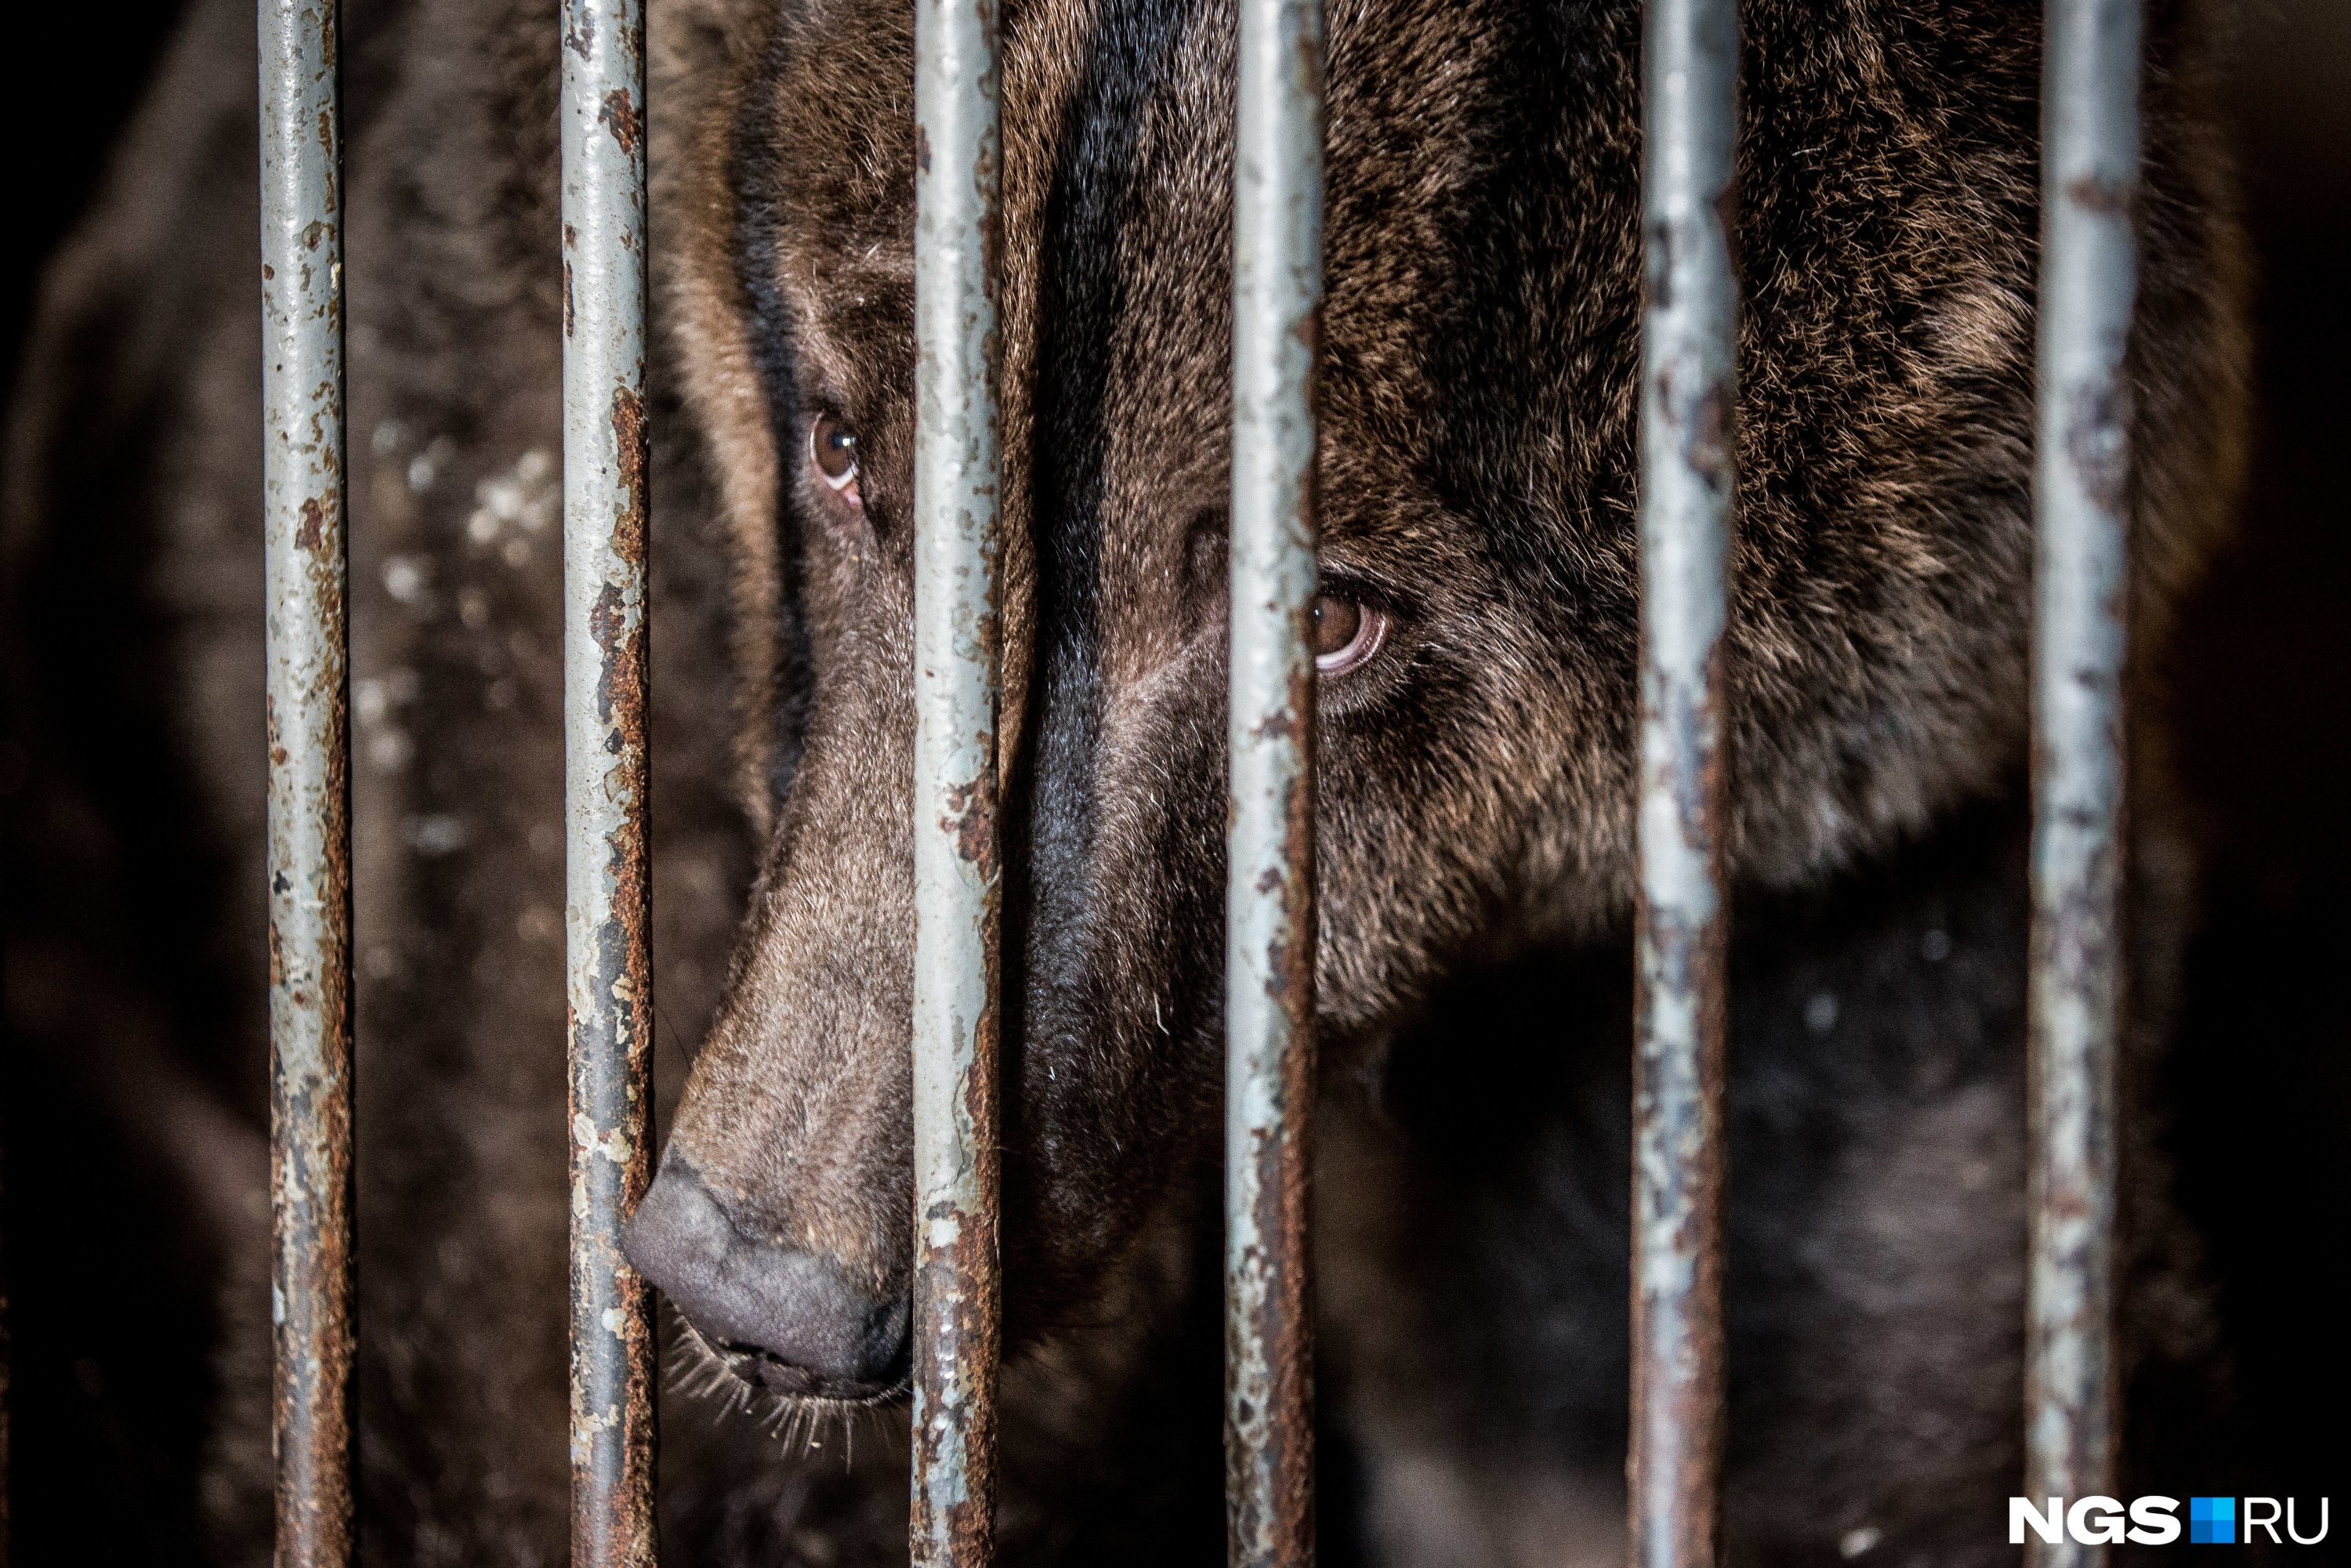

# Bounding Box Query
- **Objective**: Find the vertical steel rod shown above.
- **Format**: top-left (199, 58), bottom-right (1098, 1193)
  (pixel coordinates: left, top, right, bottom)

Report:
top-left (562, 0), bottom-right (658, 1558)
top-left (261, 1), bottom-right (355, 1561)
top-left (1226, 0), bottom-right (1324, 1559)
top-left (2027, 2), bottom-right (2139, 1561)
top-left (911, 0), bottom-right (1005, 1552)
top-left (1631, 0), bottom-right (1737, 1563)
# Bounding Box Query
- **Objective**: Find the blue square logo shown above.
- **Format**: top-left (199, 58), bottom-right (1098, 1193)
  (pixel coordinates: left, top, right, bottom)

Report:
top-left (2190, 1497), bottom-right (2237, 1544)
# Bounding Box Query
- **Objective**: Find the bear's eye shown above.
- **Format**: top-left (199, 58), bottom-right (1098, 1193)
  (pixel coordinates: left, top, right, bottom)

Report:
top-left (809, 411), bottom-right (860, 506)
top-left (1313, 595), bottom-right (1386, 675)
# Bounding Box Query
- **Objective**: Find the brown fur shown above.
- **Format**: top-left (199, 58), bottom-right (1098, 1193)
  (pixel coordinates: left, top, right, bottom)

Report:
top-left (654, 0), bottom-right (2242, 1360)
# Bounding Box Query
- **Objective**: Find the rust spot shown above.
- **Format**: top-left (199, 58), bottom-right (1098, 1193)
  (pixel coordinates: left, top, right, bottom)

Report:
top-left (1294, 24), bottom-right (1323, 92)
top-left (1683, 380), bottom-right (1732, 492)
top-left (263, 263), bottom-right (276, 281)
top-left (610, 384), bottom-right (649, 566)
top-left (2067, 171), bottom-right (2132, 215)
top-left (1273, 681), bottom-right (1317, 1012)
top-left (297, 498), bottom-right (329, 553)
top-left (2043, 1188), bottom-right (2093, 1222)
top-left (1665, 367), bottom-right (1740, 494)
top-left (2064, 383), bottom-right (2129, 514)
top-left (599, 89), bottom-right (642, 159)
top-left (589, 583), bottom-right (642, 741)
top-left (1713, 179), bottom-right (1743, 281)
top-left (1255, 705), bottom-right (1300, 744)
top-left (942, 777), bottom-right (998, 872)
top-left (564, 262), bottom-right (576, 340)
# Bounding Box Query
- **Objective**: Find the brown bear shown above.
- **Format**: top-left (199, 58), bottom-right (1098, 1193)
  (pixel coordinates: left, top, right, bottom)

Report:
top-left (624, 0), bottom-right (2249, 1559)
top-left (2, 0), bottom-right (2249, 1560)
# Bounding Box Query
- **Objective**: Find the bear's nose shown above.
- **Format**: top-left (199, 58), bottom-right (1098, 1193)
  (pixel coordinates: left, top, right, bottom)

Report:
top-left (622, 1157), bottom-right (908, 1396)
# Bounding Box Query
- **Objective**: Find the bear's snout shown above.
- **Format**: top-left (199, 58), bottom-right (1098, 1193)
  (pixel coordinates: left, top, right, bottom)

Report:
top-left (624, 1157), bottom-right (909, 1398)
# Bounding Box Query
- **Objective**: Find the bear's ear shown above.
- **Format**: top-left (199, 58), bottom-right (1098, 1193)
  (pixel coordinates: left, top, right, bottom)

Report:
top-left (656, 0), bottom-right (791, 835)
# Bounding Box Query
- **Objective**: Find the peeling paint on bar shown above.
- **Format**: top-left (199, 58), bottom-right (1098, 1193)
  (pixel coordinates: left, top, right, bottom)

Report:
top-left (911, 0), bottom-right (1004, 1555)
top-left (1631, 0), bottom-right (1737, 1563)
top-left (1226, 0), bottom-right (1324, 1559)
top-left (2027, 2), bottom-right (2139, 1563)
top-left (562, 0), bottom-right (658, 1559)
top-left (260, 1), bottom-right (356, 1562)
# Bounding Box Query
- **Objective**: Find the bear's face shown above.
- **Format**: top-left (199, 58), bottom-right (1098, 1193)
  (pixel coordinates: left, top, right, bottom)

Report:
top-left (625, 0), bottom-right (2232, 1403)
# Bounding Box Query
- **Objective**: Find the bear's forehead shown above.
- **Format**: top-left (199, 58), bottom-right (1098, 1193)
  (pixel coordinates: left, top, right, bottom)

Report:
top-left (752, 0), bottom-right (1607, 574)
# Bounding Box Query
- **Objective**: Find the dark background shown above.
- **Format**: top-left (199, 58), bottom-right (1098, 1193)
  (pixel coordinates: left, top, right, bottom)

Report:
top-left (2157, 0), bottom-right (2351, 1517)
top-left (5, 0), bottom-right (2346, 1558)
top-left (5, 12), bottom-right (234, 1563)
top-left (5, 5), bottom-right (190, 410)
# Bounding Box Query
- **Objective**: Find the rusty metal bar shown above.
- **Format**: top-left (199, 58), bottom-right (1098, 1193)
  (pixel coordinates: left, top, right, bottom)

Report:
top-left (2025, 1), bottom-right (2140, 1560)
top-left (260, 0), bottom-right (356, 1561)
top-left (1630, 0), bottom-right (1737, 1562)
top-left (910, 0), bottom-right (1005, 1552)
top-left (561, 0), bottom-right (658, 1557)
top-left (1225, 0), bottom-right (1324, 1559)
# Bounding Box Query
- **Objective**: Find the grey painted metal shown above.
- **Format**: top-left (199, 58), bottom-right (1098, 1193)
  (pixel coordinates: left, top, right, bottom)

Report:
top-left (2027, 1), bottom-right (2140, 1561)
top-left (261, 2), bottom-right (356, 1562)
top-left (911, 0), bottom-right (1005, 1554)
top-left (1632, 0), bottom-right (1737, 1563)
top-left (561, 0), bottom-right (659, 1559)
top-left (1226, 0), bottom-right (1324, 1559)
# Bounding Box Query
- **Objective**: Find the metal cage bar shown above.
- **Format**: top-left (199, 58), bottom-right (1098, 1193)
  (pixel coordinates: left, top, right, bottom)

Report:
top-left (1225, 0), bottom-right (1324, 1559)
top-left (560, 0), bottom-right (660, 1558)
top-left (260, 0), bottom-right (357, 1560)
top-left (2026, 0), bottom-right (2141, 1559)
top-left (910, 0), bottom-right (1006, 1553)
top-left (1631, 0), bottom-right (1738, 1563)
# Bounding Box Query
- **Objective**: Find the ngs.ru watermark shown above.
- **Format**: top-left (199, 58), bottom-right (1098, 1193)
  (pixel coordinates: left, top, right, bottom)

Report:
top-left (2011, 1497), bottom-right (2331, 1546)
